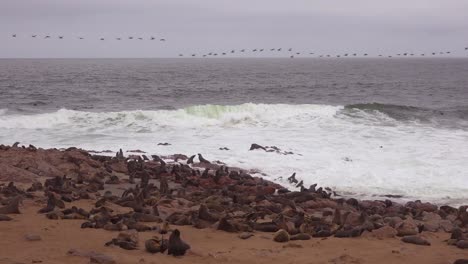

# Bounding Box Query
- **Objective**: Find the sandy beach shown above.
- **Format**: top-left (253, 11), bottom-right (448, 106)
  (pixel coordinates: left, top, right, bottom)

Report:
top-left (0, 145), bottom-right (467, 264)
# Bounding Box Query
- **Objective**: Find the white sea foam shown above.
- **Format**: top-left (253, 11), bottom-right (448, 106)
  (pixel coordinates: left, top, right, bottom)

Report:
top-left (1, 103), bottom-right (467, 205)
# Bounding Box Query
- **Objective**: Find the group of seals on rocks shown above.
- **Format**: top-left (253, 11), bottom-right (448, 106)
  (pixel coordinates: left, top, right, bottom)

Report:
top-left (1, 143), bottom-right (468, 261)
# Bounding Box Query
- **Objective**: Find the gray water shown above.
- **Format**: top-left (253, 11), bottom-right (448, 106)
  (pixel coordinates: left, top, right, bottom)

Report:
top-left (1, 58), bottom-right (468, 204)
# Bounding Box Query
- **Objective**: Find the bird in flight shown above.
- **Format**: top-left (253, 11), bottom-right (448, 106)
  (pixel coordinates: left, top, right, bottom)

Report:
top-left (12, 34), bottom-right (16, 37)
top-left (160, 38), bottom-right (166, 41)
top-left (58, 36), bottom-right (64, 39)
top-left (32, 35), bottom-right (37, 38)
top-left (150, 37), bottom-right (155, 40)
top-left (116, 38), bottom-right (121, 40)
top-left (45, 35), bottom-right (51, 39)
top-left (100, 38), bottom-right (105, 40)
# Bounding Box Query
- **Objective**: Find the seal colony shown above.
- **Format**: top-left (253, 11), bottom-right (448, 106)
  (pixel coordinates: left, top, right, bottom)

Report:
top-left (0, 143), bottom-right (467, 264)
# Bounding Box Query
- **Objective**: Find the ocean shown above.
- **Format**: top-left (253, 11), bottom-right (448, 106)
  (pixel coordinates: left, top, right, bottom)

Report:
top-left (1, 58), bottom-right (468, 205)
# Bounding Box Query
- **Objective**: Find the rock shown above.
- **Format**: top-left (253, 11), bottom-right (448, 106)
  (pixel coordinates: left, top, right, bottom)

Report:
top-left (456, 240), bottom-right (468, 249)
top-left (371, 226), bottom-right (397, 240)
top-left (273, 229), bottom-right (290, 243)
top-left (145, 238), bottom-right (167, 254)
top-left (439, 220), bottom-right (454, 232)
top-left (249, 144), bottom-right (266, 151)
top-left (451, 228), bottom-right (464, 240)
top-left (90, 254), bottom-right (116, 264)
top-left (405, 201), bottom-right (437, 213)
top-left (290, 233), bottom-right (311, 240)
top-left (384, 216), bottom-right (403, 228)
top-left (422, 212), bottom-right (442, 232)
top-left (25, 234), bottom-right (42, 241)
top-left (401, 236), bottom-right (431, 246)
top-left (396, 218), bottom-right (418, 236)
top-left (239, 232), bottom-right (254, 240)
top-left (67, 249), bottom-right (115, 264)
top-left (117, 230), bottom-right (139, 244)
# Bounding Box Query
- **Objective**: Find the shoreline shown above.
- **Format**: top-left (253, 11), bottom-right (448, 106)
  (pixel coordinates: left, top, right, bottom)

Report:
top-left (0, 144), bottom-right (467, 263)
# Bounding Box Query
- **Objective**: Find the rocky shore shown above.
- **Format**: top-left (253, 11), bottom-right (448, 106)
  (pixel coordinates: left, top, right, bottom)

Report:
top-left (0, 144), bottom-right (467, 264)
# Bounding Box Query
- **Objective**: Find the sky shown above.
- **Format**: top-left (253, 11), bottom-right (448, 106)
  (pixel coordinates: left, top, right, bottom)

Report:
top-left (1, 0), bottom-right (468, 58)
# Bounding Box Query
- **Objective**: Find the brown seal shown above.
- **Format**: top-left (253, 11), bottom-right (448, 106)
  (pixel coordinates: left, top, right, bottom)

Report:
top-left (197, 153), bottom-right (211, 164)
top-left (187, 155), bottom-right (196, 164)
top-left (168, 229), bottom-right (190, 256)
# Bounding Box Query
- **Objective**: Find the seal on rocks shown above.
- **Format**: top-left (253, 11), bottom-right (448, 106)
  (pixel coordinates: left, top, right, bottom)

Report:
top-left (168, 229), bottom-right (190, 256)
top-left (287, 173), bottom-right (298, 184)
top-left (197, 153), bottom-right (211, 164)
top-left (187, 155), bottom-right (196, 164)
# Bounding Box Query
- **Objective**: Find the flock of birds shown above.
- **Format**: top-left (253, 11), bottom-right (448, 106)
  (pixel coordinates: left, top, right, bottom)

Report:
top-left (9, 34), bottom-right (468, 58)
top-left (10, 34), bottom-right (166, 42)
top-left (177, 47), bottom-right (468, 58)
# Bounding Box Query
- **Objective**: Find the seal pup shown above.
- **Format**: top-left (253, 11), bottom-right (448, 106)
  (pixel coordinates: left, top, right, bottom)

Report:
top-left (197, 153), bottom-right (210, 164)
top-left (168, 229), bottom-right (190, 256)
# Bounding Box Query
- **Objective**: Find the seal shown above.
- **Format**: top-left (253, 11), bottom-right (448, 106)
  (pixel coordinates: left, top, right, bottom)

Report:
top-left (168, 229), bottom-right (190, 256)
top-left (197, 153), bottom-right (211, 164)
top-left (187, 155), bottom-right (196, 164)
top-left (287, 173), bottom-right (298, 184)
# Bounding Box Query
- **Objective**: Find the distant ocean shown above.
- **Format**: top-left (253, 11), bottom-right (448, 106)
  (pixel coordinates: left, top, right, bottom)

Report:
top-left (1, 58), bottom-right (468, 205)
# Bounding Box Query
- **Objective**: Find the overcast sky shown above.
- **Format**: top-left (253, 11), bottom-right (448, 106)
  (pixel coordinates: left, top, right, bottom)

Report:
top-left (1, 0), bottom-right (468, 58)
